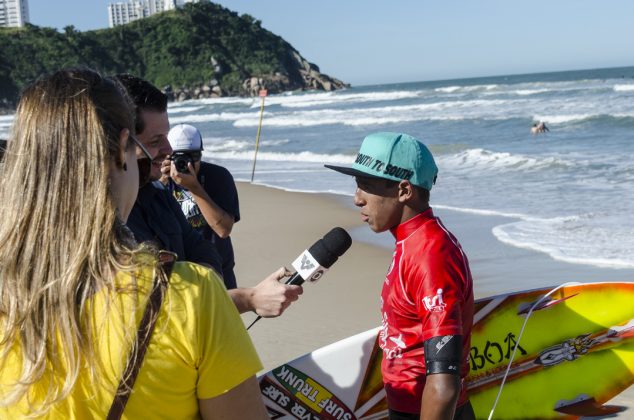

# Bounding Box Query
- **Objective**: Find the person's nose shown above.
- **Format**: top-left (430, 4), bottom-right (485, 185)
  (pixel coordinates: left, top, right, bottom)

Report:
top-left (354, 188), bottom-right (365, 207)
top-left (159, 137), bottom-right (173, 156)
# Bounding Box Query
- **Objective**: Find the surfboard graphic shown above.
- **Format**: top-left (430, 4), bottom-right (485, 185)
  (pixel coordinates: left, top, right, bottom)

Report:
top-left (258, 282), bottom-right (634, 419)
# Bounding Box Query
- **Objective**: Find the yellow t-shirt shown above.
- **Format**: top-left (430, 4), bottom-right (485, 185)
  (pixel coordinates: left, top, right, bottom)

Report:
top-left (0, 262), bottom-right (262, 418)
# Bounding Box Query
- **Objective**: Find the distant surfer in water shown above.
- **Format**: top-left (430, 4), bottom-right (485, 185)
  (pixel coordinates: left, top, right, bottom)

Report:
top-left (326, 133), bottom-right (476, 420)
top-left (531, 121), bottom-right (549, 134)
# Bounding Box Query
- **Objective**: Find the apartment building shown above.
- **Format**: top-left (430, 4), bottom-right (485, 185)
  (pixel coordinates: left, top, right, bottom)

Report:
top-left (0, 0), bottom-right (29, 28)
top-left (163, 0), bottom-right (203, 12)
top-left (108, 0), bottom-right (204, 27)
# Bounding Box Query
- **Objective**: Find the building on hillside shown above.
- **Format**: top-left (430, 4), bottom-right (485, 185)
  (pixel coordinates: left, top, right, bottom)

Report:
top-left (108, 0), bottom-right (205, 27)
top-left (108, 0), bottom-right (162, 27)
top-left (163, 0), bottom-right (203, 12)
top-left (0, 0), bottom-right (30, 28)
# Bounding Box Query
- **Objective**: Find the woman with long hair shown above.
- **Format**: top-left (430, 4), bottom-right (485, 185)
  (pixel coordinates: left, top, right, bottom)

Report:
top-left (0, 68), bottom-right (267, 418)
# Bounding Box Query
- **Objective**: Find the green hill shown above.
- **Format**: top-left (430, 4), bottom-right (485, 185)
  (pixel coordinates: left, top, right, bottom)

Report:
top-left (0, 2), bottom-right (348, 110)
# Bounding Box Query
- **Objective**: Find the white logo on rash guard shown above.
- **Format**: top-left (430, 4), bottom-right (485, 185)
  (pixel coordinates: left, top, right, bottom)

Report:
top-left (380, 312), bottom-right (405, 360)
top-left (423, 288), bottom-right (447, 313)
top-left (385, 251), bottom-right (396, 284)
top-left (435, 336), bottom-right (453, 353)
top-left (384, 333), bottom-right (406, 360)
top-left (379, 311), bottom-right (388, 348)
top-left (389, 334), bottom-right (406, 348)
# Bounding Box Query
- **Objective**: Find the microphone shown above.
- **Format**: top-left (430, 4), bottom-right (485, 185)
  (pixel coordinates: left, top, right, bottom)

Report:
top-left (247, 227), bottom-right (352, 330)
top-left (285, 227), bottom-right (352, 286)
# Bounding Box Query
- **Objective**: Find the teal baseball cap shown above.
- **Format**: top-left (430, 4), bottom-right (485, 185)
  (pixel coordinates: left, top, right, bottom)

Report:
top-left (325, 132), bottom-right (438, 190)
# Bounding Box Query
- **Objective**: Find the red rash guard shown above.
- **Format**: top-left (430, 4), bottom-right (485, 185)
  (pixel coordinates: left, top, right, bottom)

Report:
top-left (380, 208), bottom-right (474, 413)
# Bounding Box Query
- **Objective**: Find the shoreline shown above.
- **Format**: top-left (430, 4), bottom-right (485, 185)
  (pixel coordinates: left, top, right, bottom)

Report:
top-left (233, 181), bottom-right (634, 358)
top-left (231, 181), bottom-right (634, 416)
top-left (280, 183), bottom-right (634, 297)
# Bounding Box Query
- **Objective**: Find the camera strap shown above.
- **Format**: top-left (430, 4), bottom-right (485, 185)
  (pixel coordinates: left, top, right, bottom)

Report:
top-left (106, 251), bottom-right (176, 420)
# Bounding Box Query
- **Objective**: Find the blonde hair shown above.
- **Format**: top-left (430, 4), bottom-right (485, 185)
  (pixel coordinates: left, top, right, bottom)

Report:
top-left (0, 68), bottom-right (153, 413)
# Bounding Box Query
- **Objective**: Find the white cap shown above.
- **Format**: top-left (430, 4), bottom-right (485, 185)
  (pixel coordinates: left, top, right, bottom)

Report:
top-left (167, 124), bottom-right (203, 152)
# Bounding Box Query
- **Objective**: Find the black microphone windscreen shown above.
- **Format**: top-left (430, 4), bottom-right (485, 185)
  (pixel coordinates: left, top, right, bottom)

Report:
top-left (323, 227), bottom-right (352, 255)
top-left (307, 227), bottom-right (352, 268)
top-left (307, 240), bottom-right (333, 267)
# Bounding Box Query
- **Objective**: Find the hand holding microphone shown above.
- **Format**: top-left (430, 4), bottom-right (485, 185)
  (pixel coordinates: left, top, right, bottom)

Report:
top-left (249, 267), bottom-right (303, 318)
top-left (247, 227), bottom-right (352, 330)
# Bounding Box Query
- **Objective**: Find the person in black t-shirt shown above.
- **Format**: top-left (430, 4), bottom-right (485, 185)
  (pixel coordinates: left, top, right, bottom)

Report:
top-left (165, 123), bottom-right (240, 289)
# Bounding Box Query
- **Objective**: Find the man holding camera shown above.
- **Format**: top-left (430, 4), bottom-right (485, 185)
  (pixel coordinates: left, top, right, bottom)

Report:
top-left (117, 74), bottom-right (302, 318)
top-left (163, 124), bottom-right (240, 290)
top-left (116, 74), bottom-right (224, 275)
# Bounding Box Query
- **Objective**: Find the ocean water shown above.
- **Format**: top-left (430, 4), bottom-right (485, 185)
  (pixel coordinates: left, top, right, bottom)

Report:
top-left (1, 67), bottom-right (633, 269)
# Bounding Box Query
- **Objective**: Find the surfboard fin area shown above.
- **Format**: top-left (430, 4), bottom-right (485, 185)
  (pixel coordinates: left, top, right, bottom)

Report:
top-left (554, 395), bottom-right (625, 416)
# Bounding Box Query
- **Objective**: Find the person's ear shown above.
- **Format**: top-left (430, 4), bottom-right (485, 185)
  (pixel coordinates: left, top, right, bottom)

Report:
top-left (397, 180), bottom-right (414, 203)
top-left (117, 128), bottom-right (129, 170)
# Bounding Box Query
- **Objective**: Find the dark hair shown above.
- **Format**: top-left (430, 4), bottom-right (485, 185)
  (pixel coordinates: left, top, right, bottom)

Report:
top-left (112, 74), bottom-right (167, 134)
top-left (384, 179), bottom-right (430, 203)
top-left (415, 186), bottom-right (430, 203)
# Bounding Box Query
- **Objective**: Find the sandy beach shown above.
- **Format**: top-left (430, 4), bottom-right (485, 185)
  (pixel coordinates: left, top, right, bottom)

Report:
top-left (232, 181), bottom-right (634, 418)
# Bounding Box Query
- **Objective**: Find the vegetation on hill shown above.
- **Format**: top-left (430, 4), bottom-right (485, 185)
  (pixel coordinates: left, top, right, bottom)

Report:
top-left (0, 2), bottom-right (347, 110)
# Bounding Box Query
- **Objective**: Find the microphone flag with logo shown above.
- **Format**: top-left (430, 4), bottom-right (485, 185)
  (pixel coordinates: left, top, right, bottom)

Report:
top-left (247, 227), bottom-right (352, 330)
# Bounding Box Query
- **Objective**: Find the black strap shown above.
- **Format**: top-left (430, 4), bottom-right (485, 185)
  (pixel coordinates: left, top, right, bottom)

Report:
top-left (107, 251), bottom-right (177, 420)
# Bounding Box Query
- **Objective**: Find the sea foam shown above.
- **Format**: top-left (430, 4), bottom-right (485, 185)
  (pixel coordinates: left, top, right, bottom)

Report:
top-left (232, 98), bottom-right (512, 128)
top-left (438, 148), bottom-right (575, 172)
top-left (493, 219), bottom-right (634, 269)
top-left (614, 84), bottom-right (634, 92)
top-left (205, 149), bottom-right (354, 164)
top-left (256, 90), bottom-right (423, 109)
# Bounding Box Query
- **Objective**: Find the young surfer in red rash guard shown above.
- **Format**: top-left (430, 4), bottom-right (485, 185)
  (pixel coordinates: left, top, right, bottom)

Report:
top-left (326, 132), bottom-right (475, 420)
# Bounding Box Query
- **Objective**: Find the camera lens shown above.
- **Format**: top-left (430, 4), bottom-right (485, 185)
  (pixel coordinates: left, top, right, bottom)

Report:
top-left (173, 153), bottom-right (192, 173)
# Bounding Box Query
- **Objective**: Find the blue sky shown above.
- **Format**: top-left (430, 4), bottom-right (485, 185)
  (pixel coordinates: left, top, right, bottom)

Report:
top-left (27, 0), bottom-right (634, 86)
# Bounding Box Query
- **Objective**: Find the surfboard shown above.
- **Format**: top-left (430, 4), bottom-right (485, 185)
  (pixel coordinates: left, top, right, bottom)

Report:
top-left (257, 282), bottom-right (634, 419)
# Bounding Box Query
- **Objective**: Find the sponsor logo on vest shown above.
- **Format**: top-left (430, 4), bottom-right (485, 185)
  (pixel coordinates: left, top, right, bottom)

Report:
top-left (389, 334), bottom-right (406, 348)
top-left (379, 313), bottom-right (406, 360)
top-left (423, 288), bottom-right (447, 312)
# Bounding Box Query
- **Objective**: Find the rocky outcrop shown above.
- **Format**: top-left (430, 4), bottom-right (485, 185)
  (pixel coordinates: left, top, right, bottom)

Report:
top-left (165, 50), bottom-right (349, 101)
top-left (291, 50), bottom-right (349, 92)
top-left (163, 79), bottom-right (226, 102)
top-left (241, 50), bottom-right (349, 97)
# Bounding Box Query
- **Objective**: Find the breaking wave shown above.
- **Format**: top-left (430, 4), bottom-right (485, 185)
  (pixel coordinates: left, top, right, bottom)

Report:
top-left (204, 149), bottom-right (354, 164)
top-left (614, 84), bottom-right (634, 92)
top-left (257, 90), bottom-right (423, 109)
top-left (493, 218), bottom-right (634, 269)
top-left (438, 148), bottom-right (575, 172)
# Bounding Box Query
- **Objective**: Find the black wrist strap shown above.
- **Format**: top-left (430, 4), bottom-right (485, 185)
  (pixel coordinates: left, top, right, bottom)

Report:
top-left (107, 251), bottom-right (177, 420)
